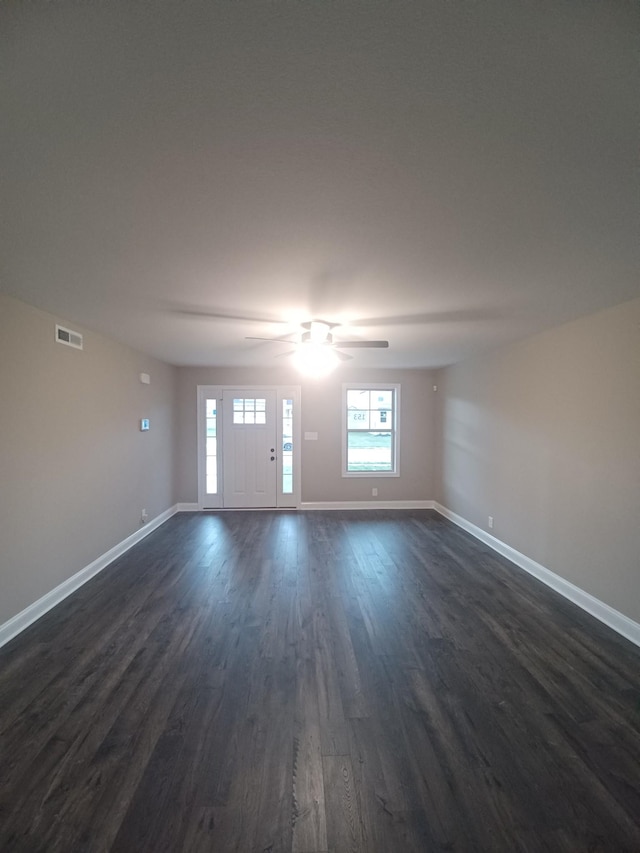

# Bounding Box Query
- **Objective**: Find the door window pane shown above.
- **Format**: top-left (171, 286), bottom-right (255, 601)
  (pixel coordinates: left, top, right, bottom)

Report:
top-left (232, 398), bottom-right (267, 425)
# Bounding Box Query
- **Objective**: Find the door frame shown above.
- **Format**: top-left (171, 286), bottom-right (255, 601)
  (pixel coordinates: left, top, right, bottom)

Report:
top-left (197, 384), bottom-right (301, 510)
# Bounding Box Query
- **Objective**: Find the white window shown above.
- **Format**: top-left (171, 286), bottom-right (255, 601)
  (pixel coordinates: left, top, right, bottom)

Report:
top-left (205, 397), bottom-right (218, 494)
top-left (342, 384), bottom-right (400, 477)
top-left (282, 398), bottom-right (293, 495)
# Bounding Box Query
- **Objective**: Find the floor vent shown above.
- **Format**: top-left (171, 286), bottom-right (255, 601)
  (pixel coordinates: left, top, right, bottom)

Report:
top-left (55, 324), bottom-right (83, 350)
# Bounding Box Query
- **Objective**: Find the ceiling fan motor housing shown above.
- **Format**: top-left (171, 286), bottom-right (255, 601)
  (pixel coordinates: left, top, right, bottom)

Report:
top-left (301, 329), bottom-right (333, 346)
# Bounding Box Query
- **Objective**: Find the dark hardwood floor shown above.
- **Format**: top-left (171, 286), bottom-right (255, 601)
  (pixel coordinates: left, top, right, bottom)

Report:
top-left (1, 510), bottom-right (639, 852)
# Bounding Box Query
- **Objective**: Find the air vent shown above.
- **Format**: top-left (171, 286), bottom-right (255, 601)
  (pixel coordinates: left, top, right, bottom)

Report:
top-left (55, 324), bottom-right (83, 350)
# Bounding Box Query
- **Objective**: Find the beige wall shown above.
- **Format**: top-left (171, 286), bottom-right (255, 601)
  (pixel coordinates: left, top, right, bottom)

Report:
top-left (436, 296), bottom-right (640, 623)
top-left (176, 366), bottom-right (437, 504)
top-left (0, 294), bottom-right (177, 625)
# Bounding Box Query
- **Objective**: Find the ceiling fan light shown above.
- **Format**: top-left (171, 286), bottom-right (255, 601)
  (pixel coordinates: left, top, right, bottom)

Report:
top-left (293, 342), bottom-right (339, 377)
top-left (309, 320), bottom-right (331, 343)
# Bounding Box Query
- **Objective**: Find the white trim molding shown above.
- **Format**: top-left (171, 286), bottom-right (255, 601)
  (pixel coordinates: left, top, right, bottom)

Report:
top-left (0, 505), bottom-right (179, 649)
top-left (176, 502), bottom-right (199, 512)
top-left (434, 502), bottom-right (640, 649)
top-left (301, 500), bottom-right (435, 511)
top-left (341, 383), bottom-right (401, 479)
top-left (196, 384), bottom-right (302, 511)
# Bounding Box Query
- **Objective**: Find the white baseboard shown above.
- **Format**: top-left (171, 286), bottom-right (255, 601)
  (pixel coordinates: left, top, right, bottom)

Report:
top-left (187, 505), bottom-right (300, 512)
top-left (301, 500), bottom-right (435, 511)
top-left (0, 504), bottom-right (179, 649)
top-left (434, 502), bottom-right (640, 648)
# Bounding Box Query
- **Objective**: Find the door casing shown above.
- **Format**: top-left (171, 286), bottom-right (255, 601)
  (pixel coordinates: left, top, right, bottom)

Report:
top-left (197, 384), bottom-right (301, 509)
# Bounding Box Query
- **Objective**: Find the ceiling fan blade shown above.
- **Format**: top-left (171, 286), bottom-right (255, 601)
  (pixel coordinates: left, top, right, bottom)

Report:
top-left (348, 308), bottom-right (502, 327)
top-left (173, 306), bottom-right (286, 324)
top-left (335, 340), bottom-right (389, 348)
top-left (245, 336), bottom-right (296, 343)
top-left (334, 350), bottom-right (354, 361)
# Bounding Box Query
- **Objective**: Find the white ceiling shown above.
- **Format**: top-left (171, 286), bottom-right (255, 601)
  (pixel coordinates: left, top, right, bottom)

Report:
top-left (2, 2), bottom-right (638, 368)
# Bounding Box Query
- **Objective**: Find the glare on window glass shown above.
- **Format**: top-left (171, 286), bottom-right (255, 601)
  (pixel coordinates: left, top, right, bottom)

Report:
top-left (347, 389), bottom-right (368, 410)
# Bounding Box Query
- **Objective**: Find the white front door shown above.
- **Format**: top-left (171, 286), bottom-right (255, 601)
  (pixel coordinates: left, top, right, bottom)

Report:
top-left (222, 389), bottom-right (277, 508)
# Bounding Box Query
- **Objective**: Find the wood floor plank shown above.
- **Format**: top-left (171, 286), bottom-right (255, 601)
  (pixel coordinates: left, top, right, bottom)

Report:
top-left (292, 653), bottom-right (328, 852)
top-left (1, 509), bottom-right (639, 851)
top-left (322, 754), bottom-right (362, 853)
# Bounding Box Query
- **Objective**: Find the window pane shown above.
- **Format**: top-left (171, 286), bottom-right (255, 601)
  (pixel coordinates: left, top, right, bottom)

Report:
top-left (282, 398), bottom-right (294, 495)
top-left (255, 411), bottom-right (266, 424)
top-left (233, 412), bottom-right (243, 424)
top-left (370, 409), bottom-right (390, 429)
top-left (244, 411), bottom-right (255, 424)
top-left (347, 431), bottom-right (392, 472)
top-left (347, 409), bottom-right (370, 429)
top-left (205, 398), bottom-right (217, 493)
top-left (255, 398), bottom-right (266, 411)
top-left (206, 456), bottom-right (217, 493)
top-left (233, 398), bottom-right (243, 411)
top-left (371, 390), bottom-right (393, 410)
top-left (347, 389), bottom-right (369, 410)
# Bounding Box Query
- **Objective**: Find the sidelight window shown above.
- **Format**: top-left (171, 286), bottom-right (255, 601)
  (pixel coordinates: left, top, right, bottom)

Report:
top-left (282, 398), bottom-right (293, 494)
top-left (205, 398), bottom-right (218, 493)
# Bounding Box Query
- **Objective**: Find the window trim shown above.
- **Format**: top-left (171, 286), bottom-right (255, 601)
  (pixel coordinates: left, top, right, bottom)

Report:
top-left (341, 383), bottom-right (400, 478)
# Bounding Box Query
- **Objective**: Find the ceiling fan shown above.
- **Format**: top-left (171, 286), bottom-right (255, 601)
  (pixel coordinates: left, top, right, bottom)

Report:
top-left (170, 305), bottom-right (391, 374)
top-left (246, 320), bottom-right (388, 356)
top-left (247, 320), bottom-right (389, 375)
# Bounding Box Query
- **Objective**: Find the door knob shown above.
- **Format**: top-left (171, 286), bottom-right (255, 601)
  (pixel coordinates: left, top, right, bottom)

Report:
top-left (270, 456), bottom-right (275, 461)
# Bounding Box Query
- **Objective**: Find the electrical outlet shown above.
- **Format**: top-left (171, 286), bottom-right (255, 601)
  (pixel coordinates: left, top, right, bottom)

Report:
top-left (372, 488), bottom-right (378, 497)
top-left (488, 516), bottom-right (493, 529)
top-left (141, 509), bottom-right (149, 524)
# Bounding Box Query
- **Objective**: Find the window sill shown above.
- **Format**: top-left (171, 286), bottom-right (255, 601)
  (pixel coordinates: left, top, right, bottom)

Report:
top-left (342, 470), bottom-right (400, 478)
